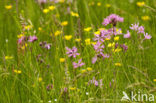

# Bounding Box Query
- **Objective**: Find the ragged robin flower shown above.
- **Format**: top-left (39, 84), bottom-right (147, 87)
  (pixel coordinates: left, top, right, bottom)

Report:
top-left (66, 47), bottom-right (80, 58)
top-left (73, 59), bottom-right (85, 69)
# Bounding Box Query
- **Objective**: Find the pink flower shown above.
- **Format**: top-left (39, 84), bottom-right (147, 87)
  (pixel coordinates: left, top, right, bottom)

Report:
top-left (102, 14), bottom-right (124, 26)
top-left (144, 33), bottom-right (152, 40)
top-left (124, 30), bottom-right (131, 38)
top-left (130, 23), bottom-right (139, 31)
top-left (39, 41), bottom-right (51, 50)
top-left (28, 35), bottom-right (38, 43)
top-left (138, 26), bottom-right (145, 34)
top-left (92, 56), bottom-right (97, 64)
top-left (93, 42), bottom-right (104, 53)
top-left (66, 47), bottom-right (80, 58)
top-left (44, 44), bottom-right (51, 50)
top-left (72, 59), bottom-right (85, 68)
top-left (18, 36), bottom-right (26, 44)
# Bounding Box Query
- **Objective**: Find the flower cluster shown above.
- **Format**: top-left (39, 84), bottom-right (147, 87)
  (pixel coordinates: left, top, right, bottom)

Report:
top-left (66, 47), bottom-right (85, 69)
top-left (130, 23), bottom-right (152, 40)
top-left (102, 14), bottom-right (124, 26)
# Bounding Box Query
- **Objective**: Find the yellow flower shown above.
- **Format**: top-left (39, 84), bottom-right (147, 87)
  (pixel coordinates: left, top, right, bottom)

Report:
top-left (48, 6), bottom-right (55, 11)
top-left (5, 56), bottom-right (13, 60)
top-left (114, 36), bottom-right (119, 41)
top-left (87, 67), bottom-right (92, 71)
top-left (54, 31), bottom-right (62, 36)
top-left (21, 43), bottom-right (28, 50)
top-left (89, 2), bottom-right (95, 6)
top-left (61, 21), bottom-right (68, 26)
top-left (141, 16), bottom-right (150, 21)
top-left (91, 42), bottom-right (96, 45)
top-left (136, 1), bottom-right (145, 7)
top-left (85, 38), bottom-right (91, 45)
top-left (64, 35), bottom-right (72, 40)
top-left (38, 27), bottom-right (42, 31)
top-left (94, 31), bottom-right (100, 35)
top-left (84, 27), bottom-right (92, 32)
top-left (24, 25), bottom-right (32, 30)
top-left (60, 58), bottom-right (65, 63)
top-left (81, 69), bottom-right (87, 73)
top-left (98, 28), bottom-right (105, 31)
top-left (105, 38), bottom-right (110, 41)
top-left (38, 77), bottom-right (42, 82)
top-left (71, 11), bottom-right (79, 17)
top-left (75, 38), bottom-right (81, 42)
top-left (97, 2), bottom-right (101, 6)
top-left (115, 63), bottom-right (122, 66)
top-left (105, 4), bottom-right (111, 8)
top-left (59, 0), bottom-right (64, 3)
top-left (70, 87), bottom-right (76, 90)
top-left (14, 70), bottom-right (22, 74)
top-left (5, 5), bottom-right (12, 10)
top-left (113, 48), bottom-right (122, 52)
top-left (153, 79), bottom-right (156, 82)
top-left (55, 14), bottom-right (60, 18)
top-left (43, 9), bottom-right (49, 14)
top-left (108, 42), bottom-right (115, 47)
top-left (116, 28), bottom-right (122, 34)
top-left (17, 34), bottom-right (24, 38)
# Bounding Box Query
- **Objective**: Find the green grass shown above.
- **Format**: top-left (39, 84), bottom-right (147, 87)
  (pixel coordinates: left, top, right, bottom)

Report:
top-left (0, 0), bottom-right (156, 103)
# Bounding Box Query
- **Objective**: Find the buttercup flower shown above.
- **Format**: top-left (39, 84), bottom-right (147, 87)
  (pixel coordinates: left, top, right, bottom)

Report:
top-left (5, 5), bottom-right (12, 10)
top-left (61, 21), bottom-right (68, 26)
top-left (84, 27), bottom-right (92, 32)
top-left (43, 9), bottom-right (49, 14)
top-left (141, 16), bottom-right (150, 21)
top-left (136, 1), bottom-right (145, 7)
top-left (64, 35), bottom-right (72, 40)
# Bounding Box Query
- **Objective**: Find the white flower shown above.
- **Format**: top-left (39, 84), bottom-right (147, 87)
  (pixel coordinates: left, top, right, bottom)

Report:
top-left (54, 99), bottom-right (57, 102)
top-left (86, 92), bottom-right (89, 95)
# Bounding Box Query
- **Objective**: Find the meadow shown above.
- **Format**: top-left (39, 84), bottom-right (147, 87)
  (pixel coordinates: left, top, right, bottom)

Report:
top-left (0, 0), bottom-right (156, 103)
